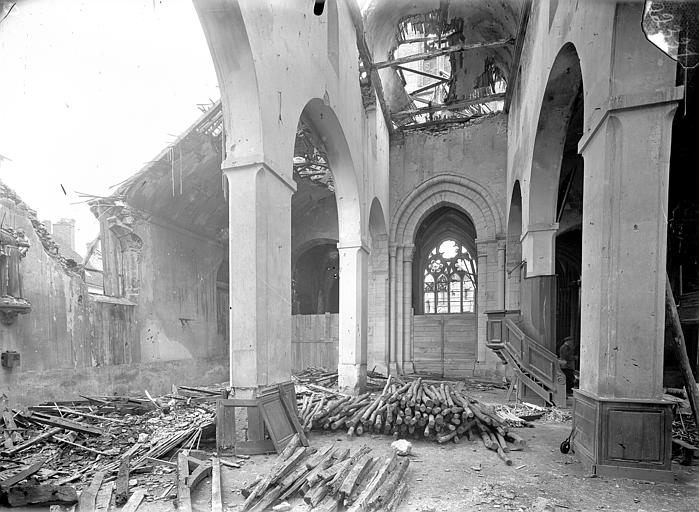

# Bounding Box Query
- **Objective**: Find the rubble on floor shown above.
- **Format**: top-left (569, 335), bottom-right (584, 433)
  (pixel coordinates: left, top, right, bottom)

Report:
top-left (0, 385), bottom-right (226, 508)
top-left (241, 433), bottom-right (409, 512)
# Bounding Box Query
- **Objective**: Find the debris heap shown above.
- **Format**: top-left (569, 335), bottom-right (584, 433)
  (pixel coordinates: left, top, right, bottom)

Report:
top-left (298, 377), bottom-right (526, 466)
top-left (0, 386), bottom-right (221, 507)
top-left (241, 434), bottom-right (409, 512)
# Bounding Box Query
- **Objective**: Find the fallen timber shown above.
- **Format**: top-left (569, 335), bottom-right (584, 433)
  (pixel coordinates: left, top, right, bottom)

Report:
top-left (300, 376), bottom-right (526, 465)
top-left (241, 441), bottom-right (410, 512)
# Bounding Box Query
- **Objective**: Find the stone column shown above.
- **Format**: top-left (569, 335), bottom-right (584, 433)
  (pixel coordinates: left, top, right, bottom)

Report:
top-left (574, 88), bottom-right (681, 481)
top-left (224, 163), bottom-right (294, 391)
top-left (496, 239), bottom-right (506, 310)
top-left (402, 244), bottom-right (415, 373)
top-left (388, 245), bottom-right (398, 375)
top-left (394, 246), bottom-right (404, 373)
top-left (476, 247), bottom-right (489, 363)
top-left (337, 242), bottom-right (369, 392)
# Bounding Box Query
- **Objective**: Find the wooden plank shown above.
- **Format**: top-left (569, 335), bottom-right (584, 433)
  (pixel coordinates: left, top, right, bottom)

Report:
top-left (1, 427), bottom-right (62, 456)
top-left (666, 275), bottom-right (699, 424)
top-left (120, 488), bottom-right (145, 512)
top-left (0, 458), bottom-right (45, 490)
top-left (176, 452), bottom-right (192, 512)
top-left (77, 471), bottom-right (105, 512)
top-left (211, 457), bottom-right (223, 512)
top-left (115, 455), bottom-right (130, 506)
top-left (94, 481), bottom-right (113, 512)
top-left (23, 412), bottom-right (104, 436)
top-left (216, 399), bottom-right (236, 454)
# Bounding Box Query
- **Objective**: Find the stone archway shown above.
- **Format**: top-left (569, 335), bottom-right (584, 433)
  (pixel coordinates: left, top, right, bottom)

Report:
top-left (389, 174), bottom-right (504, 375)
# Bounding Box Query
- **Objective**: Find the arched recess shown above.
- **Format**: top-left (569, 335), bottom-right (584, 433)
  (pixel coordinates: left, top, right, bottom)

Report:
top-left (518, 43), bottom-right (583, 363)
top-left (368, 198), bottom-right (389, 374)
top-left (292, 243), bottom-right (339, 315)
top-left (506, 181), bottom-right (523, 310)
top-left (527, 43), bottom-right (583, 231)
top-left (193, 0), bottom-right (264, 166)
top-left (389, 174), bottom-right (504, 375)
top-left (296, 99), bottom-right (367, 391)
top-left (299, 99), bottom-right (363, 246)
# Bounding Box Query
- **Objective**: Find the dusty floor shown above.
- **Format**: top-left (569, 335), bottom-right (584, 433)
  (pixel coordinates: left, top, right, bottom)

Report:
top-left (24, 389), bottom-right (698, 511)
top-left (184, 389), bottom-right (698, 512)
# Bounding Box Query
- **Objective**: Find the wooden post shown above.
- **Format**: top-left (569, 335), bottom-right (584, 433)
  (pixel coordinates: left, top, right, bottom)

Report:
top-left (665, 274), bottom-right (699, 423)
top-left (211, 457), bottom-right (223, 512)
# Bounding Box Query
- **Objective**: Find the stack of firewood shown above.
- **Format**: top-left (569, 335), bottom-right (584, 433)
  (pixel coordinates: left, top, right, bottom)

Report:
top-left (241, 434), bottom-right (408, 512)
top-left (299, 377), bottom-right (526, 466)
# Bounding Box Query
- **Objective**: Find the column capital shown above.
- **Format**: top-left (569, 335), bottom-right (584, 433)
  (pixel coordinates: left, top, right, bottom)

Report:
top-left (222, 161), bottom-right (297, 193)
top-left (402, 244), bottom-right (415, 262)
top-left (579, 86), bottom-right (683, 154)
top-left (337, 240), bottom-right (370, 254)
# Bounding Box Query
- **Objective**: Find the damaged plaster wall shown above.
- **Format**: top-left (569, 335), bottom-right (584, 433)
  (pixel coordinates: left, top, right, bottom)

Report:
top-left (135, 219), bottom-right (226, 363)
top-left (0, 183), bottom-right (227, 406)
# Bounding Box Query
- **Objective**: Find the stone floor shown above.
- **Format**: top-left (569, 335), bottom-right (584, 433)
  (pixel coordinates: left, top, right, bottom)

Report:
top-left (187, 389), bottom-right (698, 512)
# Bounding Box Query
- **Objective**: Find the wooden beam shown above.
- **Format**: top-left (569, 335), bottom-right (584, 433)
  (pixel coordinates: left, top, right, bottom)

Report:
top-left (0, 459), bottom-right (45, 490)
top-left (176, 452), bottom-right (193, 512)
top-left (211, 457), bottom-right (223, 512)
top-left (120, 489), bottom-right (146, 512)
top-left (77, 471), bottom-right (105, 512)
top-left (347, 1), bottom-right (393, 132)
top-left (392, 93), bottom-right (505, 117)
top-left (665, 275), bottom-right (699, 424)
top-left (396, 65), bottom-right (447, 82)
top-left (409, 78), bottom-right (448, 96)
top-left (397, 31), bottom-right (457, 46)
top-left (373, 38), bottom-right (514, 70)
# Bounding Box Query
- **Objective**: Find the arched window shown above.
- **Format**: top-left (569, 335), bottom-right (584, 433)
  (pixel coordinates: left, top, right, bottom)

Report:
top-left (422, 239), bottom-right (476, 314)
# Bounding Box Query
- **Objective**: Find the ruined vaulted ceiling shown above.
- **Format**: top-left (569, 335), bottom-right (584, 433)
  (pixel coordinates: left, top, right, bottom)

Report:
top-left (363, 0), bottom-right (521, 119)
top-left (111, 104), bottom-right (335, 244)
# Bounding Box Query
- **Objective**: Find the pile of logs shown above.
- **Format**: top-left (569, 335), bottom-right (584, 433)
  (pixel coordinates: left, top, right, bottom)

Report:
top-left (242, 434), bottom-right (408, 512)
top-left (298, 377), bottom-right (526, 466)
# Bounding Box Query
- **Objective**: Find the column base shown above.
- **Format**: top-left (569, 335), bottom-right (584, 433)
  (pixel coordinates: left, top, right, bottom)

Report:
top-left (573, 389), bottom-right (674, 482)
top-left (338, 363), bottom-right (367, 394)
top-left (387, 362), bottom-right (399, 376)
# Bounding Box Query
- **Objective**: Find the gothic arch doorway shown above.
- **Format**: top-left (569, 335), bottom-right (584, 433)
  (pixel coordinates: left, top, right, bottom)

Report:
top-left (411, 207), bottom-right (478, 377)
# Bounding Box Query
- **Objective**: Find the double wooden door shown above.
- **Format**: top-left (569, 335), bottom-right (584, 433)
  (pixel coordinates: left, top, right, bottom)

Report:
top-left (413, 313), bottom-right (477, 377)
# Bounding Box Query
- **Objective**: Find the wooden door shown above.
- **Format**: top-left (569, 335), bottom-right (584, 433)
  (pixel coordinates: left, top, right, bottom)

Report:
top-left (413, 313), bottom-right (477, 377)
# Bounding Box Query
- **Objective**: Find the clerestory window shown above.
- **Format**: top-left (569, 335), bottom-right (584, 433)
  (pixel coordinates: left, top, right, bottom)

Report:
top-left (423, 239), bottom-right (476, 314)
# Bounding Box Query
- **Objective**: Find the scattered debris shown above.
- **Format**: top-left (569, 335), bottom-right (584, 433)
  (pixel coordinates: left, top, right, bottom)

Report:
top-left (0, 385), bottom-right (223, 507)
top-left (241, 434), bottom-right (410, 512)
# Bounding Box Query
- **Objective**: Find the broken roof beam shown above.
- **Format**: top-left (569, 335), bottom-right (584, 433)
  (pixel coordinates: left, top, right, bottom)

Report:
top-left (391, 93), bottom-right (505, 118)
top-left (397, 31), bottom-right (457, 46)
top-left (409, 78), bottom-right (449, 96)
top-left (396, 65), bottom-right (448, 82)
top-left (373, 38), bottom-right (515, 70)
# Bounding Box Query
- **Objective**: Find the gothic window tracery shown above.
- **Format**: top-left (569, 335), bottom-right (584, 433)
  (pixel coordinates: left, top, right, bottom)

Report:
top-left (422, 239), bottom-right (476, 314)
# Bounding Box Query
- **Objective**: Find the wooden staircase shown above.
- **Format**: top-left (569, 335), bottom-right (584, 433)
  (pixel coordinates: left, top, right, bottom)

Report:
top-left (486, 312), bottom-right (567, 407)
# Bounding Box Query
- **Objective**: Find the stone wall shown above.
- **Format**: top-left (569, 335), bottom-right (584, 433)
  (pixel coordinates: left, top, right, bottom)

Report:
top-left (388, 115), bottom-right (508, 377)
top-left (0, 185), bottom-right (228, 406)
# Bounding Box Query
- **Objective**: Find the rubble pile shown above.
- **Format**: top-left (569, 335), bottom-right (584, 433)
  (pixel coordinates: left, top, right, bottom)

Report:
top-left (0, 386), bottom-right (224, 507)
top-left (298, 376), bottom-right (526, 466)
top-left (241, 434), bottom-right (409, 512)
